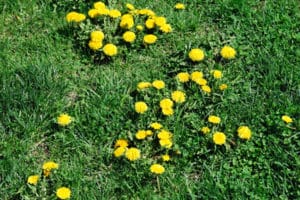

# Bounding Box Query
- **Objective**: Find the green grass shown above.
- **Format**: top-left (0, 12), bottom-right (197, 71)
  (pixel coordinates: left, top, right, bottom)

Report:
top-left (1, 0), bottom-right (300, 199)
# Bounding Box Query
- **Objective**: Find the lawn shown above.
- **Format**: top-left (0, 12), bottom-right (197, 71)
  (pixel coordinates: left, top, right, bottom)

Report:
top-left (0, 0), bottom-right (299, 199)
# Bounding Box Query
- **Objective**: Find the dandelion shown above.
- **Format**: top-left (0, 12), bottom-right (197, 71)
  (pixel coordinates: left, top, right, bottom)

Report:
top-left (150, 164), bottom-right (165, 174)
top-left (126, 3), bottom-right (135, 10)
top-left (114, 147), bottom-right (126, 157)
top-left (150, 122), bottom-right (162, 130)
top-left (137, 82), bottom-right (152, 90)
top-left (56, 187), bottom-right (71, 200)
top-left (201, 126), bottom-right (210, 134)
top-left (94, 1), bottom-right (106, 10)
top-left (160, 24), bottom-right (172, 33)
top-left (27, 175), bottom-right (39, 185)
top-left (123, 31), bottom-right (136, 43)
top-left (176, 72), bottom-right (189, 83)
top-left (213, 132), bottom-right (226, 145)
top-left (97, 8), bottom-right (109, 15)
top-left (219, 84), bottom-right (228, 90)
top-left (154, 16), bottom-right (167, 27)
top-left (145, 18), bottom-right (155, 29)
top-left (136, 130), bottom-right (147, 140)
top-left (159, 139), bottom-right (173, 148)
top-left (43, 161), bottom-right (59, 177)
top-left (237, 126), bottom-right (252, 140)
top-left (220, 45), bottom-right (236, 59)
top-left (144, 34), bottom-right (157, 44)
top-left (201, 85), bottom-right (211, 93)
top-left (189, 48), bottom-right (205, 62)
top-left (109, 9), bottom-right (121, 18)
top-left (66, 12), bottom-right (86, 23)
top-left (120, 14), bottom-right (134, 29)
top-left (136, 25), bottom-right (144, 31)
top-left (114, 139), bottom-right (128, 148)
top-left (90, 31), bottom-right (104, 42)
top-left (103, 43), bottom-right (118, 56)
top-left (162, 154), bottom-right (170, 161)
top-left (88, 9), bottom-right (99, 18)
top-left (191, 71), bottom-right (203, 81)
top-left (125, 147), bottom-right (141, 161)
top-left (146, 130), bottom-right (153, 136)
top-left (88, 40), bottom-right (102, 51)
top-left (160, 98), bottom-right (174, 109)
top-left (135, 101), bottom-right (148, 114)
top-left (57, 113), bottom-right (72, 126)
top-left (194, 78), bottom-right (207, 86)
top-left (208, 115), bottom-right (221, 124)
top-left (158, 130), bottom-right (172, 139)
top-left (152, 80), bottom-right (165, 89)
top-left (171, 91), bottom-right (186, 103)
top-left (175, 3), bottom-right (185, 10)
top-left (162, 108), bottom-right (174, 116)
top-left (212, 70), bottom-right (222, 79)
top-left (281, 115), bottom-right (293, 123)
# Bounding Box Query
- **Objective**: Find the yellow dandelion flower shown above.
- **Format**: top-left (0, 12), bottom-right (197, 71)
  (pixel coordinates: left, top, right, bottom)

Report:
top-left (137, 82), bottom-right (152, 90)
top-left (136, 130), bottom-right (147, 140)
top-left (175, 3), bottom-right (185, 10)
top-left (88, 40), bottom-right (102, 51)
top-left (146, 130), bottom-right (153, 136)
top-left (97, 8), bottom-right (109, 15)
top-left (162, 107), bottom-right (174, 116)
top-left (94, 1), bottom-right (106, 10)
top-left (120, 14), bottom-right (134, 29)
top-left (150, 122), bottom-right (162, 130)
top-left (189, 48), bottom-right (205, 62)
top-left (66, 12), bottom-right (86, 23)
top-left (154, 16), bottom-right (167, 27)
top-left (208, 115), bottom-right (221, 124)
top-left (114, 139), bottom-right (128, 148)
top-left (152, 80), bottom-right (165, 89)
top-left (88, 9), bottom-right (100, 18)
top-left (125, 147), bottom-right (141, 161)
top-left (220, 45), bottom-right (236, 59)
top-left (160, 23), bottom-right (172, 33)
top-left (171, 91), bottom-right (186, 103)
top-left (212, 70), bottom-right (222, 79)
top-left (159, 139), bottom-right (173, 148)
top-left (90, 31), bottom-right (104, 42)
top-left (158, 130), bottom-right (172, 139)
top-left (103, 43), bottom-right (118, 56)
top-left (109, 9), bottom-right (121, 18)
top-left (176, 72), bottom-right (189, 83)
top-left (114, 147), bottom-right (126, 157)
top-left (57, 113), bottom-right (72, 126)
top-left (237, 126), bottom-right (252, 140)
top-left (27, 175), bottom-right (39, 185)
top-left (123, 31), bottom-right (136, 43)
top-left (201, 85), bottom-right (211, 93)
top-left (136, 25), bottom-right (144, 31)
top-left (194, 78), bottom-right (207, 86)
top-left (191, 71), bottom-right (203, 81)
top-left (139, 9), bottom-right (155, 16)
top-left (213, 132), bottom-right (226, 145)
top-left (150, 164), bottom-right (165, 174)
top-left (162, 154), bottom-right (170, 161)
top-left (143, 34), bottom-right (157, 44)
top-left (219, 84), bottom-right (228, 90)
top-left (135, 101), bottom-right (148, 114)
top-left (160, 98), bottom-right (174, 109)
top-left (43, 161), bottom-right (59, 171)
top-left (201, 126), bottom-right (210, 134)
top-left (56, 187), bottom-right (71, 200)
top-left (282, 115), bottom-right (293, 123)
top-left (145, 18), bottom-right (155, 29)
top-left (126, 3), bottom-right (135, 10)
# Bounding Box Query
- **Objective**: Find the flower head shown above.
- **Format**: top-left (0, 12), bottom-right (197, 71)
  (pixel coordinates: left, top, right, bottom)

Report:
top-left (109, 9), bottom-right (121, 18)
top-left (125, 147), bottom-right (141, 161)
top-left (66, 12), bottom-right (86, 23)
top-left (120, 14), bottom-right (134, 29)
top-left (189, 48), bottom-right (205, 62)
top-left (212, 70), bottom-right (222, 79)
top-left (150, 122), bottom-right (163, 130)
top-left (175, 3), bottom-right (185, 10)
top-left (208, 115), bottom-right (221, 124)
top-left (150, 164), bottom-right (165, 174)
top-left (57, 113), bottom-right (72, 126)
top-left (114, 147), bottom-right (126, 157)
top-left (56, 187), bottom-right (71, 200)
top-left (136, 25), bottom-right (144, 31)
top-left (145, 19), bottom-right (155, 29)
top-left (282, 115), bottom-right (293, 123)
top-left (27, 175), bottom-right (39, 185)
top-left (201, 85), bottom-right (211, 93)
top-left (159, 139), bottom-right (173, 148)
top-left (220, 45), bottom-right (236, 59)
top-left (237, 126), bottom-right (252, 140)
top-left (135, 130), bottom-right (147, 140)
top-left (137, 82), bottom-right (152, 90)
top-left (43, 161), bottom-right (59, 177)
top-left (90, 31), bottom-right (104, 42)
top-left (154, 16), bottom-right (167, 27)
top-left (126, 3), bottom-right (135, 10)
top-left (176, 72), bottom-right (189, 83)
top-left (94, 2), bottom-right (106, 10)
top-left (158, 130), bottom-right (173, 140)
top-left (213, 132), bottom-right (226, 145)
top-left (201, 126), bottom-right (210, 134)
top-left (162, 108), bottom-right (174, 116)
top-left (123, 31), bottom-right (136, 43)
top-left (194, 78), bottom-right (207, 86)
top-left (144, 34), bottom-right (157, 44)
top-left (88, 9), bottom-right (100, 18)
top-left (103, 43), bottom-right (118, 56)
top-left (219, 84), bottom-right (228, 90)
top-left (191, 71), bottom-right (203, 81)
top-left (135, 101), bottom-right (148, 114)
top-left (114, 139), bottom-right (128, 148)
top-left (152, 80), bottom-right (165, 89)
top-left (160, 24), bottom-right (172, 33)
top-left (171, 91), bottom-right (186, 103)
top-left (162, 154), bottom-right (170, 161)
top-left (88, 40), bottom-right (102, 51)
top-left (160, 98), bottom-right (174, 109)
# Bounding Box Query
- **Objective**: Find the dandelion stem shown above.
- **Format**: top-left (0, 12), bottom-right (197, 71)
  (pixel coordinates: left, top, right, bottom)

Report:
top-left (156, 176), bottom-right (161, 193)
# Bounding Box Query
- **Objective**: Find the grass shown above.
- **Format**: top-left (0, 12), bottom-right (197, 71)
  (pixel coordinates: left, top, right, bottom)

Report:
top-left (0, 0), bottom-right (300, 199)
